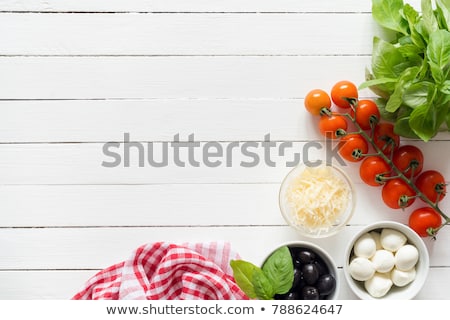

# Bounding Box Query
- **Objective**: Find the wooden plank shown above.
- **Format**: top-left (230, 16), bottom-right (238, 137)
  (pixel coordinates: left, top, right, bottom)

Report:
top-left (2, 99), bottom-right (450, 143)
top-left (0, 141), bottom-right (449, 184)
top-left (0, 267), bottom-right (447, 299)
top-left (0, 0), bottom-right (373, 13)
top-left (0, 0), bottom-right (422, 13)
top-left (0, 184), bottom-right (448, 228)
top-left (0, 13), bottom-right (380, 55)
top-left (0, 99), bottom-right (310, 142)
top-left (0, 99), bottom-right (322, 143)
top-left (0, 270), bottom-right (98, 300)
top-left (0, 56), bottom-right (372, 99)
top-left (0, 184), bottom-right (285, 227)
top-left (0, 226), bottom-right (448, 270)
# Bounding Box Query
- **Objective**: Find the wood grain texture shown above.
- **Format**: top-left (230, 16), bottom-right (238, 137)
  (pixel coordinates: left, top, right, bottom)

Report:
top-left (0, 13), bottom-right (379, 55)
top-left (1, 0), bottom-right (449, 300)
top-left (1, 226), bottom-right (448, 270)
top-left (0, 268), bottom-right (447, 300)
top-left (2, 99), bottom-right (450, 143)
top-left (0, 0), bottom-right (422, 13)
top-left (0, 56), bottom-right (372, 99)
top-left (1, 184), bottom-right (448, 228)
top-left (1, 141), bottom-right (449, 184)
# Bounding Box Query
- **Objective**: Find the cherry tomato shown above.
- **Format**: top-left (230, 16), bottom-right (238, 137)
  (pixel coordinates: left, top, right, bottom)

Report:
top-left (351, 99), bottom-right (380, 130)
top-left (304, 89), bottom-right (331, 116)
top-left (415, 170), bottom-right (447, 203)
top-left (381, 178), bottom-right (416, 209)
top-left (409, 207), bottom-right (442, 237)
top-left (373, 123), bottom-right (400, 155)
top-left (338, 134), bottom-right (368, 162)
top-left (392, 145), bottom-right (424, 178)
top-left (330, 80), bottom-right (358, 109)
top-left (318, 114), bottom-right (348, 139)
top-left (359, 156), bottom-right (391, 186)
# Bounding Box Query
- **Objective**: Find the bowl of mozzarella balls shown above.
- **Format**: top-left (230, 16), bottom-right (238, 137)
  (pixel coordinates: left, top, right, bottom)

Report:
top-left (344, 221), bottom-right (429, 299)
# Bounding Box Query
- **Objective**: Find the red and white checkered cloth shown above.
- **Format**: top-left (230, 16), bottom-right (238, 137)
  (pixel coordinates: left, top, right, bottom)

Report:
top-left (72, 242), bottom-right (248, 300)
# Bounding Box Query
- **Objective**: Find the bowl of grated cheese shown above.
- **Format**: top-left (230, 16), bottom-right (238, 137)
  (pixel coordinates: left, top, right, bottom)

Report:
top-left (279, 163), bottom-right (355, 238)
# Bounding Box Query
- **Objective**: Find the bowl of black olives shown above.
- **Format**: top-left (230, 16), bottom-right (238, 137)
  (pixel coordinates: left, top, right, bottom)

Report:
top-left (263, 241), bottom-right (339, 300)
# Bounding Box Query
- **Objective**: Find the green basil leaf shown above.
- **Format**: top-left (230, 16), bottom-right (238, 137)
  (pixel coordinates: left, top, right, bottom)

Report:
top-left (403, 81), bottom-right (435, 108)
top-left (435, 0), bottom-right (450, 30)
top-left (427, 30), bottom-right (450, 68)
top-left (386, 87), bottom-right (405, 112)
top-left (385, 67), bottom-right (420, 112)
top-left (441, 80), bottom-right (450, 95)
top-left (398, 43), bottom-right (423, 57)
top-left (359, 77), bottom-right (398, 90)
top-left (376, 98), bottom-right (399, 122)
top-left (230, 260), bottom-right (259, 299)
top-left (409, 104), bottom-right (438, 141)
top-left (372, 0), bottom-right (409, 35)
top-left (262, 246), bottom-right (294, 295)
top-left (421, 0), bottom-right (439, 40)
top-left (252, 269), bottom-right (275, 300)
top-left (364, 68), bottom-right (392, 98)
top-left (402, 4), bottom-right (426, 49)
top-left (371, 37), bottom-right (405, 81)
top-left (394, 116), bottom-right (420, 139)
top-left (427, 30), bottom-right (450, 84)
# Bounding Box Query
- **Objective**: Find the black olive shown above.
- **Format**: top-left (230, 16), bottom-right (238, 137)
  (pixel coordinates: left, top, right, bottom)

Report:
top-left (301, 263), bottom-right (319, 285)
top-left (297, 250), bottom-right (316, 264)
top-left (316, 274), bottom-right (336, 296)
top-left (292, 268), bottom-right (302, 288)
top-left (286, 291), bottom-right (302, 300)
top-left (275, 291), bottom-right (301, 300)
top-left (301, 286), bottom-right (319, 300)
top-left (314, 259), bottom-right (329, 276)
top-left (293, 258), bottom-right (302, 268)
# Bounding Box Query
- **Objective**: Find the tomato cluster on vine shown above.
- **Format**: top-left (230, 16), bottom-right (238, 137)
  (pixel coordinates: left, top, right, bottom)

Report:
top-left (304, 80), bottom-right (448, 238)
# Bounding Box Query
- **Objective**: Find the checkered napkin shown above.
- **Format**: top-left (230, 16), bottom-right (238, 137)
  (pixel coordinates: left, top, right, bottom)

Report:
top-left (72, 241), bottom-right (248, 300)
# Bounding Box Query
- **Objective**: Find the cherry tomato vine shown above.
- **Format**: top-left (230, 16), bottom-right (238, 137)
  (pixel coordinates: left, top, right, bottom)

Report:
top-left (304, 80), bottom-right (449, 239)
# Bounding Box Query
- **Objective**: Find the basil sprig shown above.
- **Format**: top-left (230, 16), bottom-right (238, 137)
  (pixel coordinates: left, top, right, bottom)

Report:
top-left (361, 0), bottom-right (450, 141)
top-left (230, 246), bottom-right (294, 300)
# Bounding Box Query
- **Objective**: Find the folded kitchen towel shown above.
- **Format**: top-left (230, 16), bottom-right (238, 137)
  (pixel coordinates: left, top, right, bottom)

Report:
top-left (72, 241), bottom-right (248, 300)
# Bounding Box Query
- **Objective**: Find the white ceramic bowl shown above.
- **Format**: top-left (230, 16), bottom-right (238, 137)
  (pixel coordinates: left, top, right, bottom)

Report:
top-left (344, 221), bottom-right (429, 300)
top-left (262, 241), bottom-right (340, 300)
top-left (279, 163), bottom-right (356, 238)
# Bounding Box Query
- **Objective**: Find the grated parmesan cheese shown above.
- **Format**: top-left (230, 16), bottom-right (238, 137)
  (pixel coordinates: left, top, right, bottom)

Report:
top-left (283, 165), bottom-right (351, 232)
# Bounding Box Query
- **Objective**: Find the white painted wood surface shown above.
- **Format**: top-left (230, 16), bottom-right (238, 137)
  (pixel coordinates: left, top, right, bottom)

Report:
top-left (1, 0), bottom-right (449, 300)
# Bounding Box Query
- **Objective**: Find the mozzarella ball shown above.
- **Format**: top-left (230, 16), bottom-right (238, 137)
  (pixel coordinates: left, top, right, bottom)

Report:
top-left (349, 257), bottom-right (376, 281)
top-left (364, 272), bottom-right (393, 298)
top-left (391, 267), bottom-right (416, 287)
top-left (380, 228), bottom-right (407, 252)
top-left (395, 244), bottom-right (419, 271)
top-left (354, 233), bottom-right (377, 258)
top-left (370, 231), bottom-right (382, 250)
top-left (371, 249), bottom-right (395, 273)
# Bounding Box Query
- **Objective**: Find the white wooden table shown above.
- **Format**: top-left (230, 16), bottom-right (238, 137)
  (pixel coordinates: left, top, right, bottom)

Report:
top-left (1, 0), bottom-right (449, 299)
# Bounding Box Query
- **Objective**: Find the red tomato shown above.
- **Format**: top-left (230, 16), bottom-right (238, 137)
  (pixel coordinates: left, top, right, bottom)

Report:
top-left (351, 99), bottom-right (380, 130)
top-left (318, 114), bottom-right (348, 139)
top-left (338, 134), bottom-right (368, 162)
top-left (381, 178), bottom-right (416, 209)
top-left (304, 89), bottom-right (331, 116)
top-left (373, 123), bottom-right (400, 155)
top-left (359, 156), bottom-right (391, 186)
top-left (392, 145), bottom-right (424, 178)
top-left (415, 170), bottom-right (447, 203)
top-left (409, 207), bottom-right (442, 237)
top-left (331, 80), bottom-right (358, 109)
